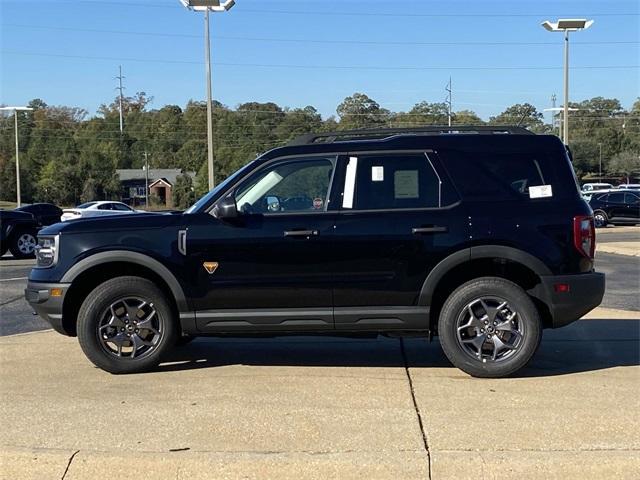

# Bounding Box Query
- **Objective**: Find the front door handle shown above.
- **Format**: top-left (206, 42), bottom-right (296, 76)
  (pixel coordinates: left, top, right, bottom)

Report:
top-left (284, 229), bottom-right (319, 238)
top-left (412, 226), bottom-right (448, 234)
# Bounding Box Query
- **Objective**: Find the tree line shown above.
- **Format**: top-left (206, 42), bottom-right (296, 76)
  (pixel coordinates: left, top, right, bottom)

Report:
top-left (1, 93), bottom-right (638, 209)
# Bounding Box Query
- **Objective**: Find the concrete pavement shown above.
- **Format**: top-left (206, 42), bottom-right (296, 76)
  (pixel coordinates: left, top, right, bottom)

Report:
top-left (1, 307), bottom-right (638, 479)
top-left (597, 242), bottom-right (639, 257)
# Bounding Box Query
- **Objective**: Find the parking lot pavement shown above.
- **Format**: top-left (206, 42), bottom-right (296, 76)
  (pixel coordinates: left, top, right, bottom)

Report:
top-left (1, 307), bottom-right (638, 479)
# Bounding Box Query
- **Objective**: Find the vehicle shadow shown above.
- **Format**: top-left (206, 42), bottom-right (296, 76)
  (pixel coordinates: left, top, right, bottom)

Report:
top-left (156, 319), bottom-right (639, 378)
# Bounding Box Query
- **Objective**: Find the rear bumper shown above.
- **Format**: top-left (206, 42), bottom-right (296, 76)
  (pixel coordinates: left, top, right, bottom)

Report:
top-left (25, 281), bottom-right (72, 335)
top-left (530, 272), bottom-right (605, 328)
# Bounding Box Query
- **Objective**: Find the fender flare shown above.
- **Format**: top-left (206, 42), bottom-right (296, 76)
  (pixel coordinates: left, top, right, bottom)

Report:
top-left (60, 250), bottom-right (190, 313)
top-left (418, 245), bottom-right (551, 306)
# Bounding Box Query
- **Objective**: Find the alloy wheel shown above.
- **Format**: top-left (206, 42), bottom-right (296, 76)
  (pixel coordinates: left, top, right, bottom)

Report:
top-left (97, 297), bottom-right (163, 359)
top-left (455, 296), bottom-right (525, 363)
top-left (17, 233), bottom-right (37, 254)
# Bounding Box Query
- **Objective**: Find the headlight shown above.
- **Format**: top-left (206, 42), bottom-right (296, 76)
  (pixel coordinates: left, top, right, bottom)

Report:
top-left (35, 235), bottom-right (59, 268)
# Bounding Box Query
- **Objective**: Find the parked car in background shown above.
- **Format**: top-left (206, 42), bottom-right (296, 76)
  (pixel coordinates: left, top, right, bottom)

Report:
top-left (61, 201), bottom-right (140, 221)
top-left (0, 210), bottom-right (39, 258)
top-left (582, 188), bottom-right (611, 202)
top-left (589, 190), bottom-right (640, 227)
top-left (582, 182), bottom-right (613, 192)
top-left (15, 203), bottom-right (62, 226)
top-left (616, 184), bottom-right (640, 190)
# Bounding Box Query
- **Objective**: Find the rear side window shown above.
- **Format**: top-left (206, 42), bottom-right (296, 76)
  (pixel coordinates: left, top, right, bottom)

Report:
top-left (343, 153), bottom-right (456, 210)
top-left (439, 149), bottom-right (559, 201)
top-left (625, 193), bottom-right (639, 204)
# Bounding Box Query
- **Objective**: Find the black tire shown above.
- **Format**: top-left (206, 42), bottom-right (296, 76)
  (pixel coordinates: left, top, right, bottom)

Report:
top-left (0, 244), bottom-right (7, 257)
top-left (8, 228), bottom-right (37, 258)
top-left (77, 276), bottom-right (178, 374)
top-left (593, 210), bottom-right (608, 228)
top-left (438, 277), bottom-right (542, 378)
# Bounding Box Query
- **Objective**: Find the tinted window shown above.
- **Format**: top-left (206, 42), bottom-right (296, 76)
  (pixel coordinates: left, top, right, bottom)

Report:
top-left (625, 193), bottom-right (640, 204)
top-left (440, 149), bottom-right (556, 200)
top-left (346, 153), bottom-right (445, 210)
top-left (77, 202), bottom-right (97, 209)
top-left (608, 193), bottom-right (624, 203)
top-left (97, 203), bottom-right (112, 210)
top-left (112, 203), bottom-right (132, 211)
top-left (235, 157), bottom-right (334, 214)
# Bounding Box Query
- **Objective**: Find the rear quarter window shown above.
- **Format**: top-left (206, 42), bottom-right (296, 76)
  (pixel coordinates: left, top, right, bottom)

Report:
top-left (438, 148), bottom-right (564, 201)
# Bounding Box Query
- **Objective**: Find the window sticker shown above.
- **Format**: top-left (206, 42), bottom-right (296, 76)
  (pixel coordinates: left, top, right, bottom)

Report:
top-left (394, 170), bottom-right (419, 199)
top-left (342, 156), bottom-right (358, 208)
top-left (529, 185), bottom-right (553, 199)
top-left (371, 166), bottom-right (384, 182)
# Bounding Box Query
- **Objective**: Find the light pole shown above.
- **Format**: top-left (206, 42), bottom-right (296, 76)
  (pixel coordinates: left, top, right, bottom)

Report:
top-left (598, 143), bottom-right (603, 182)
top-left (179, 0), bottom-right (236, 191)
top-left (542, 19), bottom-right (593, 145)
top-left (0, 106), bottom-right (34, 207)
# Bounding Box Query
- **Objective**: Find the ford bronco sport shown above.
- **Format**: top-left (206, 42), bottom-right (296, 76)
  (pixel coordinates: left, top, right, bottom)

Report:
top-left (26, 126), bottom-right (605, 377)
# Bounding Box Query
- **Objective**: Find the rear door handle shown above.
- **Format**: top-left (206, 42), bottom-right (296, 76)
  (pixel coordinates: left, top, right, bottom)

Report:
top-left (412, 226), bottom-right (448, 234)
top-left (284, 229), bottom-right (319, 238)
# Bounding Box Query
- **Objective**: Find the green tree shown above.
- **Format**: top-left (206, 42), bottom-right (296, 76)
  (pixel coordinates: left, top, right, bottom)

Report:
top-left (172, 173), bottom-right (197, 210)
top-left (489, 103), bottom-right (544, 130)
top-left (608, 150), bottom-right (640, 183)
top-left (336, 93), bottom-right (389, 129)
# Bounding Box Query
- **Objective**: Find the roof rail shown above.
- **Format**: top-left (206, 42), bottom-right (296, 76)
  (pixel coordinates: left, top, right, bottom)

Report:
top-left (288, 125), bottom-right (534, 146)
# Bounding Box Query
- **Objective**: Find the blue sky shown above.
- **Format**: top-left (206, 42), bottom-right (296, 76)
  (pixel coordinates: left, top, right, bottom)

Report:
top-left (1, 0), bottom-right (638, 122)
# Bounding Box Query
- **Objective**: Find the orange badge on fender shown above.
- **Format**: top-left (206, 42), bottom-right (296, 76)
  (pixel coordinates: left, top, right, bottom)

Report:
top-left (203, 262), bottom-right (219, 274)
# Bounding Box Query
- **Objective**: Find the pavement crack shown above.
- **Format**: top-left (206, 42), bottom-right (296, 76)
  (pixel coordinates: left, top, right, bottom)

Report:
top-left (400, 338), bottom-right (431, 479)
top-left (0, 295), bottom-right (23, 307)
top-left (61, 449), bottom-right (80, 480)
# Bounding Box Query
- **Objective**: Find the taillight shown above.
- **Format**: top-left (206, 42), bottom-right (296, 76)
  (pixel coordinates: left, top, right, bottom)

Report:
top-left (573, 215), bottom-right (595, 259)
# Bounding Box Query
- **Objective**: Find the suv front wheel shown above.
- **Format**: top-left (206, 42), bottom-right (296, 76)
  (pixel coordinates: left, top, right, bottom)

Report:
top-left (438, 277), bottom-right (542, 378)
top-left (77, 276), bottom-right (178, 374)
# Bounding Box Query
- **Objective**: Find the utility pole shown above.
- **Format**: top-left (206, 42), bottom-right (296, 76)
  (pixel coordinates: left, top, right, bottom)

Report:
top-left (551, 93), bottom-right (558, 135)
top-left (143, 152), bottom-right (149, 209)
top-left (0, 106), bottom-right (33, 207)
top-left (446, 77), bottom-right (452, 126)
top-left (116, 66), bottom-right (125, 134)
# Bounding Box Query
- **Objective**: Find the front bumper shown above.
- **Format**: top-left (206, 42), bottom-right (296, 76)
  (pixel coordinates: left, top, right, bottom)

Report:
top-left (530, 272), bottom-right (605, 328)
top-left (25, 281), bottom-right (72, 335)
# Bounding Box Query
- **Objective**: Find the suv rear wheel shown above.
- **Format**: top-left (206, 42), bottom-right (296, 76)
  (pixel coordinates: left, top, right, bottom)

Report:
top-left (77, 276), bottom-right (177, 374)
top-left (438, 277), bottom-right (542, 378)
top-left (593, 210), bottom-right (608, 228)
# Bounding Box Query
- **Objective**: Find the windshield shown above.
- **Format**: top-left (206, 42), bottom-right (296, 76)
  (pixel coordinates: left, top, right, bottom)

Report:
top-left (185, 159), bottom-right (258, 214)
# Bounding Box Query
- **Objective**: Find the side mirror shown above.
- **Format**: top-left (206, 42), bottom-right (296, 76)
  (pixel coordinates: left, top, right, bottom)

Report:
top-left (212, 194), bottom-right (238, 219)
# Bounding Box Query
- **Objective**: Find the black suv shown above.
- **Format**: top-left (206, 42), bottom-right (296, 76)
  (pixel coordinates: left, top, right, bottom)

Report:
top-left (588, 190), bottom-right (640, 227)
top-left (25, 127), bottom-right (605, 377)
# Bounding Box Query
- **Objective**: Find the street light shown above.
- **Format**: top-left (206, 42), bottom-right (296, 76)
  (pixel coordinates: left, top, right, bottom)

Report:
top-left (180, 0), bottom-right (236, 190)
top-left (0, 106), bottom-right (34, 207)
top-left (541, 18), bottom-right (594, 145)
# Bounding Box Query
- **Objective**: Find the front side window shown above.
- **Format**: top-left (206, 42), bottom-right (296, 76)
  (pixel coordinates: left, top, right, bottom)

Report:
top-left (235, 157), bottom-right (334, 214)
top-left (97, 203), bottom-right (112, 210)
top-left (343, 153), bottom-right (444, 210)
top-left (625, 193), bottom-right (640, 205)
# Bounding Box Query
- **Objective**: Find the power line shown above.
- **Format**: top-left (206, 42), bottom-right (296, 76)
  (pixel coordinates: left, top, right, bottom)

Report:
top-left (3, 50), bottom-right (638, 71)
top-left (3, 24), bottom-right (638, 47)
top-left (69, 1), bottom-right (640, 17)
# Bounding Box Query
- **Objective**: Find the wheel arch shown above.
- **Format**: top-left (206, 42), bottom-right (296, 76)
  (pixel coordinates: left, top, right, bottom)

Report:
top-left (60, 251), bottom-right (192, 336)
top-left (420, 246), bottom-right (552, 331)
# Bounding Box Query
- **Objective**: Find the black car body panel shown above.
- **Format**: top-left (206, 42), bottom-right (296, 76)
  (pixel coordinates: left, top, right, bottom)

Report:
top-left (26, 131), bottom-right (605, 338)
top-left (588, 190), bottom-right (640, 225)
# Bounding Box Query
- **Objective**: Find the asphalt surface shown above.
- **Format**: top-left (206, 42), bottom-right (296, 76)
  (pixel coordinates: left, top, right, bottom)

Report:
top-left (1, 248), bottom-right (638, 336)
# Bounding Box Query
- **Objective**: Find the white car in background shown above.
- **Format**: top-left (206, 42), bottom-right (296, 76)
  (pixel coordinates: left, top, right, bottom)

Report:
top-left (61, 201), bottom-right (141, 221)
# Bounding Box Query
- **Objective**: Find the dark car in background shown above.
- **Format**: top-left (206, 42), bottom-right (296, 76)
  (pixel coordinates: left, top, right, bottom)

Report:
top-left (1, 203), bottom-right (62, 258)
top-left (589, 190), bottom-right (640, 227)
top-left (16, 203), bottom-right (63, 227)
